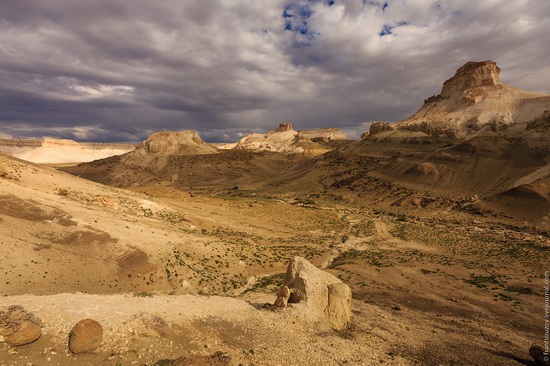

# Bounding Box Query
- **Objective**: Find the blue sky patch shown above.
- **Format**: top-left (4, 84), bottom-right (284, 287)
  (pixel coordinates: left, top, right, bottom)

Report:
top-left (379, 20), bottom-right (410, 37)
top-left (364, 0), bottom-right (389, 11)
top-left (282, 1), bottom-right (330, 48)
top-left (379, 24), bottom-right (393, 36)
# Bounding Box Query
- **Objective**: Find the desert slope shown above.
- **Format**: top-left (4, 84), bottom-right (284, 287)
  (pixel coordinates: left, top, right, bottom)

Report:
top-left (2, 151), bottom-right (545, 365)
top-left (0, 138), bottom-right (134, 164)
top-left (331, 61), bottom-right (550, 223)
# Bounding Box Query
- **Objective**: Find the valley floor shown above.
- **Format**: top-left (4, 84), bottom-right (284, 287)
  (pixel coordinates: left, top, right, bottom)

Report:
top-left (0, 155), bottom-right (547, 365)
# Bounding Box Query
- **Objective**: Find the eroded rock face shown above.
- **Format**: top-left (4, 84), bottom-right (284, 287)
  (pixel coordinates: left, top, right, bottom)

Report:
top-left (138, 131), bottom-right (217, 155)
top-left (0, 305), bottom-right (42, 346)
top-left (274, 285), bottom-right (291, 308)
top-left (275, 123), bottom-right (294, 132)
top-left (276, 256), bottom-right (352, 330)
top-left (69, 319), bottom-right (103, 354)
top-left (233, 124), bottom-right (349, 156)
top-left (368, 122), bottom-right (394, 136)
top-left (393, 60), bottom-right (550, 138)
top-left (440, 60), bottom-right (501, 97)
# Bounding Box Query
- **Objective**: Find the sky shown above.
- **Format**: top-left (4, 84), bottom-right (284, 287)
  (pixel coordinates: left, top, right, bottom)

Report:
top-left (0, 0), bottom-right (549, 142)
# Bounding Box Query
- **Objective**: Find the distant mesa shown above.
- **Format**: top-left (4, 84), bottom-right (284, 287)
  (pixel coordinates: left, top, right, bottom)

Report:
top-left (274, 122), bottom-right (294, 132)
top-left (114, 130), bottom-right (219, 170)
top-left (0, 137), bottom-right (135, 164)
top-left (136, 130), bottom-right (218, 156)
top-left (231, 123), bottom-right (350, 156)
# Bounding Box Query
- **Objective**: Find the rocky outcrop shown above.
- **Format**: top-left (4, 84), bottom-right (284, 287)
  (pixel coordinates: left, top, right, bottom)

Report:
top-left (275, 123), bottom-right (294, 132)
top-left (42, 138), bottom-right (81, 148)
top-left (68, 319), bottom-right (103, 354)
top-left (232, 124), bottom-right (349, 156)
top-left (275, 257), bottom-right (352, 330)
top-left (119, 130), bottom-right (219, 169)
top-left (440, 60), bottom-right (501, 96)
top-left (393, 60), bottom-right (550, 138)
top-left (300, 127), bottom-right (350, 142)
top-left (368, 122), bottom-right (394, 136)
top-left (0, 305), bottom-right (42, 346)
top-left (274, 285), bottom-right (291, 308)
top-left (136, 131), bottom-right (218, 155)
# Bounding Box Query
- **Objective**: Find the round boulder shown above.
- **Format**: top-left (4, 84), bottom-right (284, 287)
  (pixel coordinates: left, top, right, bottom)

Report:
top-left (0, 305), bottom-right (42, 346)
top-left (68, 319), bottom-right (103, 354)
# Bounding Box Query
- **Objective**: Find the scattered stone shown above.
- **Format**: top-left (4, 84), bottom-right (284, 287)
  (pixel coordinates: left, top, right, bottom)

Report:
top-left (275, 256), bottom-right (352, 330)
top-left (68, 319), bottom-right (103, 354)
top-left (529, 345), bottom-right (550, 366)
top-left (153, 351), bottom-right (231, 365)
top-left (0, 305), bottom-right (42, 346)
top-left (132, 313), bottom-right (169, 338)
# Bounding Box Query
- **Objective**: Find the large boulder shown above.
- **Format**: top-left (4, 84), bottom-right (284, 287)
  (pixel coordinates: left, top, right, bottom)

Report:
top-left (276, 256), bottom-right (352, 330)
top-left (68, 319), bottom-right (103, 354)
top-left (0, 305), bottom-right (42, 346)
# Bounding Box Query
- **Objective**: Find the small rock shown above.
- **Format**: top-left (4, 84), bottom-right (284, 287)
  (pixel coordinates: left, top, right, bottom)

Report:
top-left (0, 305), bottom-right (42, 346)
top-left (133, 313), bottom-right (169, 338)
top-left (68, 319), bottom-right (103, 354)
top-left (273, 286), bottom-right (291, 308)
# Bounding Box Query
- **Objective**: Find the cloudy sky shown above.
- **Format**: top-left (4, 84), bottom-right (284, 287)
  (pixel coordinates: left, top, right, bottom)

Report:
top-left (0, 0), bottom-right (549, 142)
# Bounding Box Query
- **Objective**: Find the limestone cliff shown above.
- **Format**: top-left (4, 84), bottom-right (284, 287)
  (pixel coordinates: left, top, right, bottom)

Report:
top-left (391, 60), bottom-right (550, 138)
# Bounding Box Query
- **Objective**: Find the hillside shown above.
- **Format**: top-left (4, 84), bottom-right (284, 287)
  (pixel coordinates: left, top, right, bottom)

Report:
top-left (2, 150), bottom-right (545, 365)
top-left (0, 138), bottom-right (134, 164)
top-left (331, 61), bottom-right (550, 224)
top-left (3, 60), bottom-right (549, 365)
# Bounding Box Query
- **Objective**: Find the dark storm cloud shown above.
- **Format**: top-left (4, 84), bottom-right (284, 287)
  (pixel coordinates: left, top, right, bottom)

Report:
top-left (0, 0), bottom-right (549, 142)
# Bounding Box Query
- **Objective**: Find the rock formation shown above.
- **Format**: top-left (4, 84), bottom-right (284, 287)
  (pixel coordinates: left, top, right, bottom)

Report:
top-left (342, 60), bottom-right (550, 223)
top-left (274, 256), bottom-right (351, 330)
top-left (367, 122), bottom-right (393, 136)
top-left (385, 60), bottom-right (550, 138)
top-left (0, 305), bottom-right (42, 346)
top-left (275, 122), bottom-right (294, 132)
top-left (273, 285), bottom-right (291, 308)
top-left (68, 319), bottom-right (103, 354)
top-left (136, 131), bottom-right (217, 156)
top-left (117, 130), bottom-right (219, 170)
top-left (232, 123), bottom-right (349, 156)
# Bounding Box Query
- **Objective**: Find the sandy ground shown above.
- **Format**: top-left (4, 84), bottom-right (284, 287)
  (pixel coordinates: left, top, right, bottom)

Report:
top-left (1, 152), bottom-right (548, 365)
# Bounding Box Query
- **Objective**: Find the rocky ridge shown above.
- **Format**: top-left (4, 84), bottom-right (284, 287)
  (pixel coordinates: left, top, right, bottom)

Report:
top-left (232, 123), bottom-right (349, 156)
top-left (378, 60), bottom-right (550, 138)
